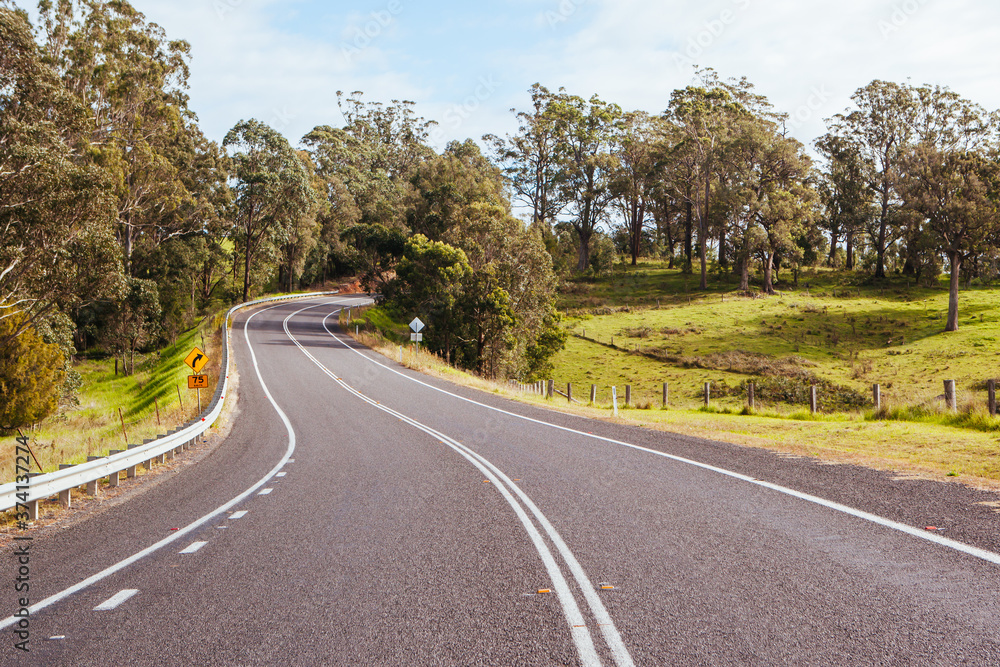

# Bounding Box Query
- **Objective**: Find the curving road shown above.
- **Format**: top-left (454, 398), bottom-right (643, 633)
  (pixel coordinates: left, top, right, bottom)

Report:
top-left (8, 296), bottom-right (1000, 665)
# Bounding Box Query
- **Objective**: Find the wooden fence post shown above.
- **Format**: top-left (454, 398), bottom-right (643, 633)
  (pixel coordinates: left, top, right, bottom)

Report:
top-left (625, 385), bottom-right (632, 407)
top-left (704, 382), bottom-right (711, 407)
top-left (810, 385), bottom-right (818, 414)
top-left (747, 382), bottom-right (755, 410)
top-left (547, 379), bottom-right (554, 400)
top-left (989, 379), bottom-right (997, 417)
top-left (662, 382), bottom-right (668, 408)
top-left (567, 383), bottom-right (572, 403)
top-left (944, 380), bottom-right (957, 412)
top-left (873, 384), bottom-right (881, 411)
top-left (590, 384), bottom-right (597, 404)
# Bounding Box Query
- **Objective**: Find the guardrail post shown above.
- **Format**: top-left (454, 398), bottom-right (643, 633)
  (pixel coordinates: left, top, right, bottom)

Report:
top-left (86, 457), bottom-right (101, 495)
top-left (107, 451), bottom-right (123, 487)
top-left (58, 465), bottom-right (73, 507)
top-left (547, 379), bottom-right (554, 400)
top-left (567, 383), bottom-right (572, 403)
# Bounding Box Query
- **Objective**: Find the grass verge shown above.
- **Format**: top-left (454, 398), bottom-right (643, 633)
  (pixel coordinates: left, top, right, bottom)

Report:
top-left (0, 312), bottom-right (225, 482)
top-left (349, 313), bottom-right (1000, 493)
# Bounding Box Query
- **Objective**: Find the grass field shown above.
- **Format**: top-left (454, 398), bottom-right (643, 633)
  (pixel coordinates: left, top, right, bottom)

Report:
top-left (556, 262), bottom-right (1000, 414)
top-left (347, 321), bottom-right (1000, 491)
top-left (0, 313), bottom-right (225, 483)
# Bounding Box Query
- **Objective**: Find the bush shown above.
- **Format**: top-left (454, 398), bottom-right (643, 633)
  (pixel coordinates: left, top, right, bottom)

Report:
top-left (0, 316), bottom-right (66, 431)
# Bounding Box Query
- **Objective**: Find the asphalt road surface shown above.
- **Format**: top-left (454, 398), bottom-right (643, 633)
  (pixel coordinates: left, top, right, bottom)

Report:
top-left (6, 295), bottom-right (1000, 665)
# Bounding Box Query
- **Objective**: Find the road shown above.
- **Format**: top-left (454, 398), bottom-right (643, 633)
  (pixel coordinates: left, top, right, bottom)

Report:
top-left (6, 295), bottom-right (1000, 665)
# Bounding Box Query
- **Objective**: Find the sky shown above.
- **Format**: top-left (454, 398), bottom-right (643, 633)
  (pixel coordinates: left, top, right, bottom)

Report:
top-left (24, 0), bottom-right (1000, 154)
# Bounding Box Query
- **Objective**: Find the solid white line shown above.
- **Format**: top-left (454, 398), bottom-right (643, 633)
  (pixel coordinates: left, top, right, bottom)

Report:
top-left (93, 589), bottom-right (138, 611)
top-left (179, 541), bottom-right (207, 555)
top-left (229, 511), bottom-right (248, 520)
top-left (258, 488), bottom-right (273, 495)
top-left (320, 312), bottom-right (1000, 569)
top-left (287, 306), bottom-right (607, 666)
top-left (0, 301), bottom-right (306, 630)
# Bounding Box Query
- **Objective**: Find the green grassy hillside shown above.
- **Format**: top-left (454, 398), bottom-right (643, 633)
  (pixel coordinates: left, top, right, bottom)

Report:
top-left (556, 262), bottom-right (1000, 415)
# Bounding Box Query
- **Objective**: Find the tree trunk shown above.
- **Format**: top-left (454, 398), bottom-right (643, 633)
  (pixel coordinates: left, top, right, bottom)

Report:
top-left (828, 230), bottom-right (839, 266)
top-left (700, 180), bottom-right (709, 289)
top-left (664, 206), bottom-right (675, 268)
top-left (875, 202), bottom-right (888, 279)
top-left (576, 230), bottom-right (592, 272)
top-left (684, 201), bottom-right (693, 270)
top-left (846, 231), bottom-right (855, 270)
top-left (946, 251), bottom-right (961, 332)
top-left (718, 222), bottom-right (727, 268)
top-left (763, 253), bottom-right (775, 295)
top-left (243, 236), bottom-right (252, 302)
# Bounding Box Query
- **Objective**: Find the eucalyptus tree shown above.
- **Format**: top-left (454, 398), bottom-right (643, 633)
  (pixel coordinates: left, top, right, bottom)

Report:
top-left (815, 134), bottom-right (871, 269)
top-left (224, 120), bottom-right (315, 302)
top-left (484, 83), bottom-right (568, 231)
top-left (550, 91), bottom-right (622, 272)
top-left (667, 82), bottom-right (743, 288)
top-left (899, 91), bottom-right (1000, 331)
top-left (0, 5), bottom-right (121, 353)
top-left (824, 81), bottom-right (924, 279)
top-left (727, 115), bottom-right (817, 294)
top-left (303, 92), bottom-right (436, 230)
top-left (610, 111), bottom-right (657, 265)
top-left (38, 0), bottom-right (210, 275)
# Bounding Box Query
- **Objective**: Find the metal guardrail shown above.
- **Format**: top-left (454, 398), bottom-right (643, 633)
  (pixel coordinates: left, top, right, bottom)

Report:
top-left (2, 291), bottom-right (339, 519)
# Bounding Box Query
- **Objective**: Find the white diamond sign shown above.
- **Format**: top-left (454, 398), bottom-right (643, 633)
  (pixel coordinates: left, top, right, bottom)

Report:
top-left (409, 317), bottom-right (425, 333)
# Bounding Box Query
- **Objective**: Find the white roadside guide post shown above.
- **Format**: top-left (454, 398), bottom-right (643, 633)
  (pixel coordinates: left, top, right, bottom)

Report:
top-left (410, 317), bottom-right (425, 357)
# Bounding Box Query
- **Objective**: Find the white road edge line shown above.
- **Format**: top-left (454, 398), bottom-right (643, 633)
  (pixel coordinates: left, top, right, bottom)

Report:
top-left (93, 589), bottom-right (139, 611)
top-left (230, 511), bottom-right (248, 520)
top-left (288, 304), bottom-right (617, 667)
top-left (179, 541), bottom-right (208, 555)
top-left (320, 306), bottom-right (1000, 569)
top-left (0, 301), bottom-right (304, 630)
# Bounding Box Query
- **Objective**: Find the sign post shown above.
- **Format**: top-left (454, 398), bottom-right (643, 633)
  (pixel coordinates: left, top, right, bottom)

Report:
top-left (409, 318), bottom-right (425, 356)
top-left (184, 348), bottom-right (210, 414)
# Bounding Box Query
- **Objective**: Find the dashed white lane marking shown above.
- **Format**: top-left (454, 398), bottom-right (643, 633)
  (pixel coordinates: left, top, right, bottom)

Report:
top-left (258, 488), bottom-right (273, 495)
top-left (179, 541), bottom-right (207, 555)
top-left (0, 300), bottom-right (307, 630)
top-left (276, 472), bottom-right (287, 477)
top-left (229, 511), bottom-right (248, 520)
top-left (94, 590), bottom-right (139, 611)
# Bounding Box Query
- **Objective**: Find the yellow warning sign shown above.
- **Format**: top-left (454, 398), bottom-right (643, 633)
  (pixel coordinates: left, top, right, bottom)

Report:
top-left (184, 348), bottom-right (209, 373)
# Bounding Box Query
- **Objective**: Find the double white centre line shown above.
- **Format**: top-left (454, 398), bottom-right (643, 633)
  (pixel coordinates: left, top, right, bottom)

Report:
top-left (284, 304), bottom-right (633, 667)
